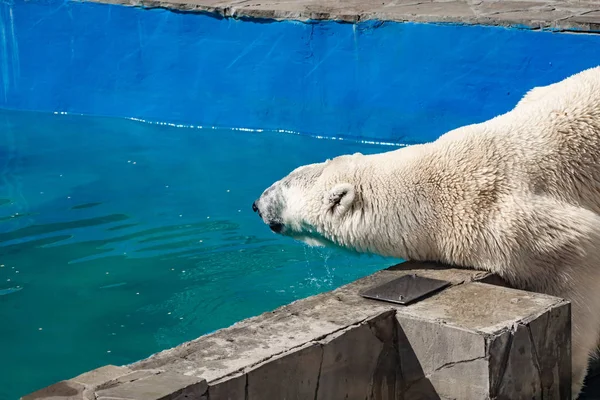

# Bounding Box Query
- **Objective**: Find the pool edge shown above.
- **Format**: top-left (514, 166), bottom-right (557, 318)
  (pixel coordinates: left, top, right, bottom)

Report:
top-left (78, 0), bottom-right (600, 34)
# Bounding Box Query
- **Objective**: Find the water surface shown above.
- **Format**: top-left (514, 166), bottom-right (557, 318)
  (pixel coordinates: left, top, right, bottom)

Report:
top-left (0, 109), bottom-right (396, 399)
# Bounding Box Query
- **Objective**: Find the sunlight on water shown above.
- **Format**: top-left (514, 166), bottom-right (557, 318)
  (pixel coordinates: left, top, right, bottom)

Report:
top-left (0, 109), bottom-right (397, 399)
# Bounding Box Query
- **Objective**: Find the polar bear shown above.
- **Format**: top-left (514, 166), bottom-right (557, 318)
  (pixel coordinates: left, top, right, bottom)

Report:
top-left (252, 66), bottom-right (600, 398)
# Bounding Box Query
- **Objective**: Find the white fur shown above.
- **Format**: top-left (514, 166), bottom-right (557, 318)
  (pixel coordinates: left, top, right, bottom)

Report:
top-left (254, 66), bottom-right (600, 398)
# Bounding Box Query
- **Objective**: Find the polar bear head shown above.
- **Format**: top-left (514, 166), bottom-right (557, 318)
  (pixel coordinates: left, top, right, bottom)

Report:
top-left (252, 152), bottom-right (385, 252)
top-left (252, 146), bottom-right (446, 260)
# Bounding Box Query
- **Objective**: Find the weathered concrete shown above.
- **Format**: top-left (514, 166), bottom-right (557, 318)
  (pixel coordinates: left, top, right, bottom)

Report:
top-left (21, 366), bottom-right (135, 400)
top-left (88, 0), bottom-right (600, 33)
top-left (95, 372), bottom-right (207, 400)
top-left (22, 369), bottom-right (207, 400)
top-left (21, 261), bottom-right (572, 400)
top-left (247, 342), bottom-right (322, 399)
top-left (133, 263), bottom-right (572, 399)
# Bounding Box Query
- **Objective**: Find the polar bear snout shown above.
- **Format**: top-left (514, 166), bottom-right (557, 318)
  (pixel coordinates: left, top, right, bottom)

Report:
top-left (252, 199), bottom-right (267, 221)
top-left (252, 193), bottom-right (286, 234)
top-left (252, 201), bottom-right (260, 216)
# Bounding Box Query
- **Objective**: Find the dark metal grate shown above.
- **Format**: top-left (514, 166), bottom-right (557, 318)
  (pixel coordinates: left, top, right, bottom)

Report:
top-left (360, 274), bottom-right (451, 305)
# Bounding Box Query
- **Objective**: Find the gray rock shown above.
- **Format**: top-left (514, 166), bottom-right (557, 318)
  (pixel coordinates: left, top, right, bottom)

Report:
top-left (88, 0), bottom-right (600, 33)
top-left (208, 373), bottom-right (246, 400)
top-left (497, 324), bottom-right (544, 399)
top-left (95, 372), bottom-right (207, 400)
top-left (21, 381), bottom-right (86, 400)
top-left (527, 302), bottom-right (572, 399)
top-left (247, 342), bottom-right (322, 400)
top-left (369, 313), bottom-right (402, 400)
top-left (487, 329), bottom-right (513, 396)
top-left (71, 365), bottom-right (132, 388)
top-left (315, 313), bottom-right (389, 400)
top-left (398, 315), bottom-right (488, 399)
top-left (95, 370), bottom-right (162, 391)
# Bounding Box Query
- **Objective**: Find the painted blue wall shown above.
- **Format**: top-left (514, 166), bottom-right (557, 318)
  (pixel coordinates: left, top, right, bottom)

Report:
top-left (1, 0), bottom-right (600, 143)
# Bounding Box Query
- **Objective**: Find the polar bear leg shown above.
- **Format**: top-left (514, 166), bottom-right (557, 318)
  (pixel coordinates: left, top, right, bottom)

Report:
top-left (491, 197), bottom-right (600, 398)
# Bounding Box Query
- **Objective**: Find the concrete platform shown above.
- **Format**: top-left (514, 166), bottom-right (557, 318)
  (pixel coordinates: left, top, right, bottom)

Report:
top-left (89, 0), bottom-right (600, 33)
top-left (22, 262), bottom-right (572, 400)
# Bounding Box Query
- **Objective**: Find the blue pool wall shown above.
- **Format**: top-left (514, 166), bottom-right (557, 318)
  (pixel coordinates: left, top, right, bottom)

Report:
top-left (2, 0), bottom-right (600, 144)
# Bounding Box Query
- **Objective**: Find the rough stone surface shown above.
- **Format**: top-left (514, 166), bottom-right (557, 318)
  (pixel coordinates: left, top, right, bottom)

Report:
top-left (398, 315), bottom-right (487, 376)
top-left (21, 366), bottom-right (140, 400)
top-left (71, 365), bottom-right (133, 388)
top-left (95, 372), bottom-right (207, 400)
top-left (316, 313), bottom-right (389, 400)
top-left (208, 373), bottom-right (246, 400)
top-left (247, 342), bottom-right (322, 399)
top-left (368, 313), bottom-right (403, 400)
top-left (527, 302), bottom-right (572, 399)
top-left (395, 283), bottom-right (572, 399)
top-left (22, 261), bottom-right (572, 400)
top-left (95, 369), bottom-right (162, 391)
top-left (487, 329), bottom-right (513, 396)
top-left (398, 315), bottom-right (489, 399)
top-left (497, 324), bottom-right (544, 398)
top-left (21, 381), bottom-right (86, 400)
top-left (430, 356), bottom-right (490, 399)
top-left (87, 0), bottom-right (600, 33)
top-left (402, 377), bottom-right (441, 400)
top-left (397, 304), bottom-right (573, 400)
top-left (70, 365), bottom-right (137, 400)
top-left (399, 281), bottom-right (565, 334)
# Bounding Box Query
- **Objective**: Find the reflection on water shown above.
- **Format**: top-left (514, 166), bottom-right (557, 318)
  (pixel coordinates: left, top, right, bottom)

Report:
top-left (0, 109), bottom-right (396, 399)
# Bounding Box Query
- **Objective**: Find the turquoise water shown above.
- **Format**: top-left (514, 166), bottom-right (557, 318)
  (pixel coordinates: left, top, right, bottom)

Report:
top-left (0, 109), bottom-right (396, 399)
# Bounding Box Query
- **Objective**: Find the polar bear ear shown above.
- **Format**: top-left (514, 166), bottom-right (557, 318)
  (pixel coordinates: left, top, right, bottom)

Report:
top-left (326, 183), bottom-right (355, 214)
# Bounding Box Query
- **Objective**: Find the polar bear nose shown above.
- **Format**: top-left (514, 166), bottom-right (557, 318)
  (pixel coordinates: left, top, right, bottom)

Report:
top-left (252, 201), bottom-right (261, 216)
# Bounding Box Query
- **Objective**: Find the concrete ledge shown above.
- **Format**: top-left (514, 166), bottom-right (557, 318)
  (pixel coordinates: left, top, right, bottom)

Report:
top-left (21, 366), bottom-right (208, 400)
top-left (88, 0), bottom-right (600, 33)
top-left (22, 262), bottom-right (572, 400)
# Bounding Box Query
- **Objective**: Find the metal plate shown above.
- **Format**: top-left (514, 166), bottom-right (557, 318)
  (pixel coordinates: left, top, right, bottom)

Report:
top-left (360, 274), bottom-right (451, 305)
